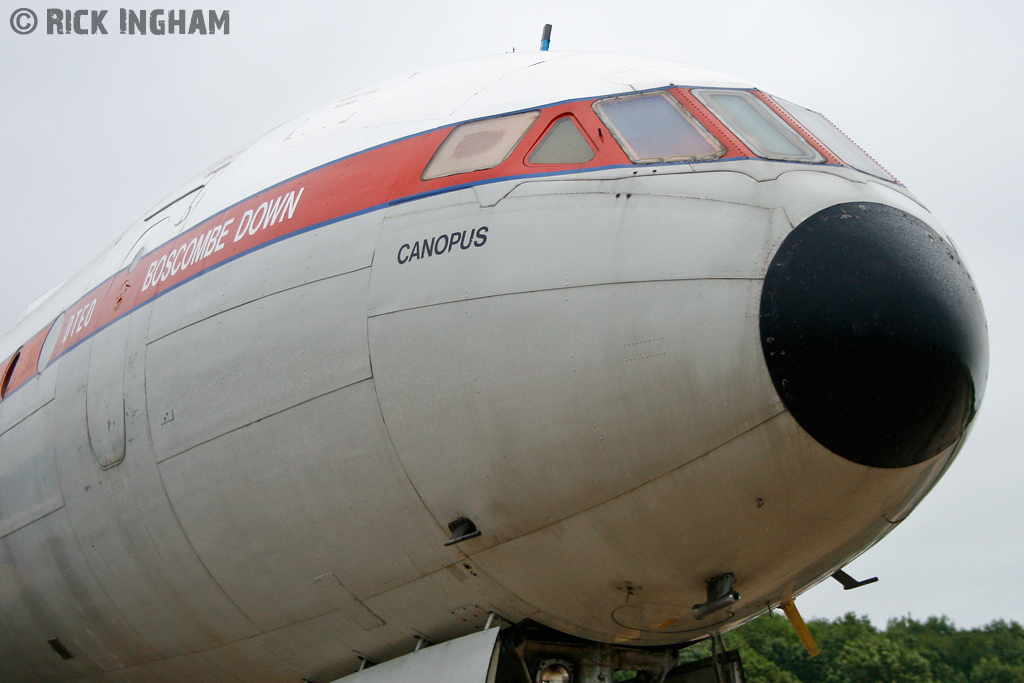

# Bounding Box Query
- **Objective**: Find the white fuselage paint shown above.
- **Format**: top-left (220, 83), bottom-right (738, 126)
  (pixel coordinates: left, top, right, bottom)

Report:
top-left (0, 52), bottom-right (969, 682)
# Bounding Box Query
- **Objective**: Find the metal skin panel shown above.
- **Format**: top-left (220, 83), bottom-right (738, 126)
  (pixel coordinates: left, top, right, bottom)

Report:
top-left (146, 270), bottom-right (372, 460)
top-left (147, 213), bottom-right (379, 342)
top-left (157, 380), bottom-right (449, 632)
top-left (768, 169), bottom-right (940, 237)
top-left (469, 411), bottom-right (957, 646)
top-left (164, 559), bottom-right (537, 682)
top-left (55, 639), bottom-right (301, 683)
top-left (356, 559), bottom-right (536, 649)
top-left (0, 509), bottom-right (151, 681)
top-left (168, 639), bottom-right (301, 683)
top-left (370, 279), bottom-right (781, 548)
top-left (496, 166), bottom-right (923, 218)
top-left (86, 316), bottom-right (128, 468)
top-left (216, 561), bottom-right (524, 682)
top-left (369, 181), bottom-right (789, 317)
top-left (56, 305), bottom-right (259, 662)
top-left (328, 627), bottom-right (500, 683)
top-left (0, 353), bottom-right (59, 436)
top-left (0, 406), bottom-right (64, 539)
top-left (469, 162), bottom-right (922, 215)
top-left (250, 607), bottom-right (394, 681)
top-left (80, 655), bottom-right (243, 683)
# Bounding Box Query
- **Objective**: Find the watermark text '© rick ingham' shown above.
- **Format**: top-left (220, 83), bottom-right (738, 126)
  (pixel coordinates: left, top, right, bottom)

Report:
top-left (9, 9), bottom-right (230, 35)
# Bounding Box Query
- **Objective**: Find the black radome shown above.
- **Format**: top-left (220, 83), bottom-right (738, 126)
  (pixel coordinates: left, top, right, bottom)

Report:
top-left (760, 202), bottom-right (988, 468)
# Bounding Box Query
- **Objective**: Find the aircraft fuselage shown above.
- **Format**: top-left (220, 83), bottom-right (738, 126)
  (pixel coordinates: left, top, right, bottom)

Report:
top-left (0, 52), bottom-right (987, 682)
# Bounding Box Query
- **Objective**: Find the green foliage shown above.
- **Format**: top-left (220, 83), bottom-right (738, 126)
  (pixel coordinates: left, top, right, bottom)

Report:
top-left (970, 657), bottom-right (1024, 683)
top-left (741, 648), bottom-right (801, 683)
top-left (825, 635), bottom-right (933, 683)
top-left (715, 613), bottom-right (1024, 683)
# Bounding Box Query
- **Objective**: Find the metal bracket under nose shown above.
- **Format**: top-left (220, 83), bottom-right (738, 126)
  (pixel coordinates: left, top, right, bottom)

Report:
top-left (692, 573), bottom-right (740, 620)
top-left (444, 517), bottom-right (482, 546)
top-left (831, 568), bottom-right (878, 590)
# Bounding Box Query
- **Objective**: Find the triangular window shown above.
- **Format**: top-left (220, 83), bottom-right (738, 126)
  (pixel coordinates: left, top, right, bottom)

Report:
top-left (529, 117), bottom-right (595, 164)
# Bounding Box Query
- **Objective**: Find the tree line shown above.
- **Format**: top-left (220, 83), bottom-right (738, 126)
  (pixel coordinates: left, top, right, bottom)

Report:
top-left (678, 612), bottom-right (1024, 683)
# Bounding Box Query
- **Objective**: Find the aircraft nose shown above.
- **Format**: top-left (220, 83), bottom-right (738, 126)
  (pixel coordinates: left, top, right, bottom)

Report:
top-left (759, 202), bottom-right (988, 468)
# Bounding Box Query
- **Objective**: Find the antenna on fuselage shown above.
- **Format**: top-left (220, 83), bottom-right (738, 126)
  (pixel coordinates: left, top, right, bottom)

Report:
top-left (540, 24), bottom-right (552, 51)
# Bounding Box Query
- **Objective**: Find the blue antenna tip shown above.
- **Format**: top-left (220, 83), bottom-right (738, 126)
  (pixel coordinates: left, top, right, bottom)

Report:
top-left (540, 24), bottom-right (552, 51)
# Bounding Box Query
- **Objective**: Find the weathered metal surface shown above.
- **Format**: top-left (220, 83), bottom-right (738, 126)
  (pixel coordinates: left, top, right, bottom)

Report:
top-left (86, 317), bottom-right (128, 469)
top-left (146, 269), bottom-right (373, 460)
top-left (470, 411), bottom-right (957, 644)
top-left (328, 628), bottom-right (499, 683)
top-left (0, 404), bottom-right (64, 539)
top-left (370, 278), bottom-right (780, 548)
top-left (0, 51), bottom-right (986, 682)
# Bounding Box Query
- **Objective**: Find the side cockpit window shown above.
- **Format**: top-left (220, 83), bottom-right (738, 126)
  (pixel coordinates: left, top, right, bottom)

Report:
top-left (423, 111), bottom-right (540, 180)
top-left (529, 117), bottom-right (595, 164)
top-left (593, 92), bottom-right (725, 163)
top-left (693, 89), bottom-right (824, 163)
top-left (1, 350), bottom-right (20, 399)
top-left (37, 313), bottom-right (65, 374)
top-left (773, 97), bottom-right (897, 182)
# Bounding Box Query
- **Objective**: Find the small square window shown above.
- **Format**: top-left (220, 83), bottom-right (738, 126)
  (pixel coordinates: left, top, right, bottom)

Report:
top-left (423, 111), bottom-right (540, 180)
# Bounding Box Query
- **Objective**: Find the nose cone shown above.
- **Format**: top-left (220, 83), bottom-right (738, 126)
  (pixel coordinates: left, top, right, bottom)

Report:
top-left (760, 202), bottom-right (988, 468)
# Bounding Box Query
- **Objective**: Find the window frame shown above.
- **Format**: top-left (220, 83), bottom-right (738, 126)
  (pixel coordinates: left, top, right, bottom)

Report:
top-left (421, 110), bottom-right (541, 181)
top-left (592, 90), bottom-right (727, 164)
top-left (1, 349), bottom-right (21, 399)
top-left (692, 88), bottom-right (825, 163)
top-left (37, 313), bottom-right (65, 374)
top-left (524, 114), bottom-right (598, 167)
top-left (770, 95), bottom-right (898, 182)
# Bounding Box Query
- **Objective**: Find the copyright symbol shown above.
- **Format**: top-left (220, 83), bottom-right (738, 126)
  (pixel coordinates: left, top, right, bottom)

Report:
top-left (10, 8), bottom-right (37, 34)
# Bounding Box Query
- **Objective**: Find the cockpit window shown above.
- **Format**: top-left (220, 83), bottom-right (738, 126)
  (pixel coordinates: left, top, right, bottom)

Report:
top-left (593, 92), bottom-right (725, 163)
top-left (37, 312), bottom-right (65, 374)
top-left (693, 89), bottom-right (824, 163)
top-left (1, 350), bottom-right (20, 398)
top-left (422, 111), bottom-right (540, 180)
top-left (529, 117), bottom-right (595, 164)
top-left (773, 97), bottom-right (897, 182)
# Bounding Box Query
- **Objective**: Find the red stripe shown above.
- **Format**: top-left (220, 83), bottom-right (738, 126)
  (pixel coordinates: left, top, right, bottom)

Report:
top-left (1, 89), bottom-right (846, 400)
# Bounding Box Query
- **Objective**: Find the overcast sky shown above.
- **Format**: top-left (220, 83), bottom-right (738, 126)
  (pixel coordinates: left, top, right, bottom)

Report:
top-left (1, 0), bottom-right (1021, 633)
